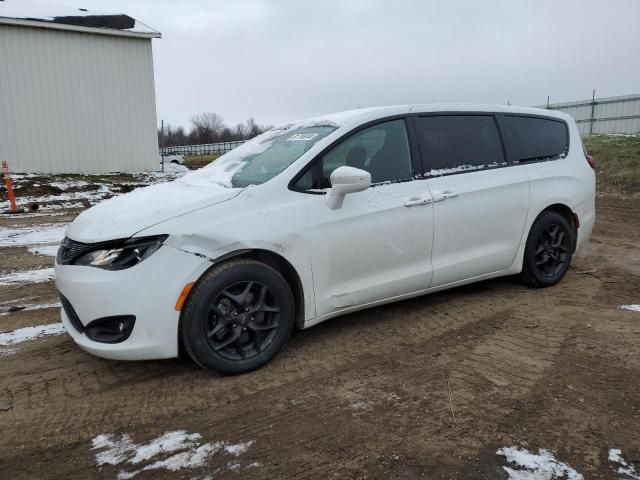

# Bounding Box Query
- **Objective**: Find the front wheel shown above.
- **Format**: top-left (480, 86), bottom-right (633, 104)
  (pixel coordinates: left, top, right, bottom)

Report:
top-left (181, 259), bottom-right (295, 374)
top-left (521, 211), bottom-right (574, 288)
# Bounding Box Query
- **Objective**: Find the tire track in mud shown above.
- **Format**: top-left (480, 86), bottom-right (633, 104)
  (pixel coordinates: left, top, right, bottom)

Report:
top-left (357, 279), bottom-right (603, 476)
top-left (1, 294), bottom-right (521, 477)
top-left (483, 318), bottom-right (640, 479)
top-left (2, 276), bottom-right (596, 479)
top-left (1, 294), bottom-right (493, 421)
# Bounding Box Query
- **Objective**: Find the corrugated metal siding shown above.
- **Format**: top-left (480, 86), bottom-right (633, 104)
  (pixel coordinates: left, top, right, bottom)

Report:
top-left (541, 93), bottom-right (640, 136)
top-left (0, 24), bottom-right (158, 173)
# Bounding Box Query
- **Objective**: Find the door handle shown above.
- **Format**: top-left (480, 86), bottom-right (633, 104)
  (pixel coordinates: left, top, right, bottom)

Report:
top-left (432, 190), bottom-right (458, 202)
top-left (404, 196), bottom-right (432, 207)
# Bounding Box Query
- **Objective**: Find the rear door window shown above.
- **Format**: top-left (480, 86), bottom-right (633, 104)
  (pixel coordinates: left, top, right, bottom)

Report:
top-left (414, 115), bottom-right (505, 176)
top-left (500, 115), bottom-right (568, 162)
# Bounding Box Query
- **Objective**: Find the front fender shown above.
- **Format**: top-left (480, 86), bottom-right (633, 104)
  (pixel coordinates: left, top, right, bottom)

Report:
top-left (164, 234), bottom-right (316, 322)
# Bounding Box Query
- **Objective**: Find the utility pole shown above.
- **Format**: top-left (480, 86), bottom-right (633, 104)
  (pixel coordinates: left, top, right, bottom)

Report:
top-left (160, 119), bottom-right (165, 173)
top-left (589, 89), bottom-right (596, 135)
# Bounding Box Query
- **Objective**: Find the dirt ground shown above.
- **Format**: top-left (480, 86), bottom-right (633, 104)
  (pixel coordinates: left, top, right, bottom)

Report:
top-left (0, 195), bottom-right (639, 479)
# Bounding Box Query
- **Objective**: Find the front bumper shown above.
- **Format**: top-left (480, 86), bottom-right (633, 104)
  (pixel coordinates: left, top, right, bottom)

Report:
top-left (55, 244), bottom-right (211, 361)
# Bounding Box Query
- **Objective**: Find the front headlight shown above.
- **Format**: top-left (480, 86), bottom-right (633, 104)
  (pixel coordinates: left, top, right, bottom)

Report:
top-left (73, 235), bottom-right (168, 270)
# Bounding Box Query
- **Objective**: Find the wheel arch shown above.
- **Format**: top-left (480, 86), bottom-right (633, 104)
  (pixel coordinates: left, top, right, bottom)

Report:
top-left (176, 248), bottom-right (306, 358)
top-left (185, 248), bottom-right (305, 327)
top-left (531, 203), bottom-right (578, 251)
top-left (236, 249), bottom-right (305, 329)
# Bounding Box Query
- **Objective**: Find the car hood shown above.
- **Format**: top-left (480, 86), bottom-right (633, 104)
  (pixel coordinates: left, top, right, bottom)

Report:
top-left (66, 178), bottom-right (243, 243)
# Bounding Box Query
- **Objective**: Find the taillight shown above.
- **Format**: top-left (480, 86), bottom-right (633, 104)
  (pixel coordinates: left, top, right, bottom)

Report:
top-left (586, 154), bottom-right (596, 170)
top-left (572, 212), bottom-right (580, 229)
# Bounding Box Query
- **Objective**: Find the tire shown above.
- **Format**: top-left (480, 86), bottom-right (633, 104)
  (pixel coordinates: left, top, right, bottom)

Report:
top-left (181, 259), bottom-right (294, 374)
top-left (521, 210), bottom-right (574, 288)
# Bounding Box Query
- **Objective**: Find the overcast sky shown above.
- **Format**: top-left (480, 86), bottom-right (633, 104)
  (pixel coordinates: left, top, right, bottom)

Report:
top-left (38, 0), bottom-right (640, 129)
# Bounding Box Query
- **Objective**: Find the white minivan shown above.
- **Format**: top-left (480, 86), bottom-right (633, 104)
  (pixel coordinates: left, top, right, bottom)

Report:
top-left (55, 104), bottom-right (596, 374)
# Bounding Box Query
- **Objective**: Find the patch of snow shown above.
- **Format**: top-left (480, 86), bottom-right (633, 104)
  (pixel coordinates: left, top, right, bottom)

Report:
top-left (386, 392), bottom-right (401, 402)
top-left (609, 448), bottom-right (640, 479)
top-left (44, 202), bottom-right (86, 210)
top-left (349, 400), bottom-right (373, 411)
top-left (291, 106), bottom-right (397, 129)
top-left (427, 164), bottom-right (485, 176)
top-left (129, 431), bottom-right (201, 464)
top-left (0, 187), bottom-right (112, 211)
top-left (50, 180), bottom-right (89, 191)
top-left (92, 434), bottom-right (136, 466)
top-left (0, 323), bottom-right (65, 354)
top-left (0, 0), bottom-right (159, 35)
top-left (598, 133), bottom-right (640, 139)
top-left (4, 211), bottom-right (68, 218)
top-left (0, 224), bottom-right (66, 247)
top-left (620, 305), bottom-right (640, 313)
top-left (181, 128), bottom-right (286, 188)
top-left (0, 268), bottom-right (55, 285)
top-left (223, 440), bottom-right (255, 456)
top-left (68, 179), bottom-right (240, 242)
top-left (91, 431), bottom-right (256, 479)
top-left (137, 443), bottom-right (223, 476)
top-left (28, 245), bottom-right (59, 257)
top-left (497, 446), bottom-right (583, 480)
top-left (178, 119), bottom-right (339, 189)
top-left (156, 163), bottom-right (189, 175)
top-left (0, 302), bottom-right (61, 316)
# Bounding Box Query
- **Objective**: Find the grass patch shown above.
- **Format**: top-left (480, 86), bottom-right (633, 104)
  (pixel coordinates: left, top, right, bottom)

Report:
top-left (584, 135), bottom-right (640, 195)
top-left (183, 154), bottom-right (219, 170)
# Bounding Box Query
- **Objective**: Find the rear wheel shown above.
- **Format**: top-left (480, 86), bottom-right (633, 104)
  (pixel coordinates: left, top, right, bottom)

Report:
top-left (181, 259), bottom-right (294, 374)
top-left (521, 210), bottom-right (574, 287)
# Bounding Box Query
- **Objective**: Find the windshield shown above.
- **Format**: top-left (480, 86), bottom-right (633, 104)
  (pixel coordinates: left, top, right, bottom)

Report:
top-left (230, 125), bottom-right (336, 187)
top-left (180, 125), bottom-right (336, 189)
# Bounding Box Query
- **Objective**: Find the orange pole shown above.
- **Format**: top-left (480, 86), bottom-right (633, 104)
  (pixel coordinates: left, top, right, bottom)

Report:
top-left (2, 161), bottom-right (20, 213)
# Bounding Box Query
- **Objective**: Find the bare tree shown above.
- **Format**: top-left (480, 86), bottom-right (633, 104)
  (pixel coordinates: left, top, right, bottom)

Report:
top-left (233, 122), bottom-right (248, 140)
top-left (245, 117), bottom-right (262, 138)
top-left (159, 113), bottom-right (271, 148)
top-left (158, 124), bottom-right (189, 148)
top-left (191, 112), bottom-right (225, 143)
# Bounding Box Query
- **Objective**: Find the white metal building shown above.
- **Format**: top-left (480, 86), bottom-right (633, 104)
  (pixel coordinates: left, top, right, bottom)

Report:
top-left (0, 1), bottom-right (161, 173)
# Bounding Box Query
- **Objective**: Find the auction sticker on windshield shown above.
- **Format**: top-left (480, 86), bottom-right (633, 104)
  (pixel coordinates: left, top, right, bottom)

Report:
top-left (287, 133), bottom-right (319, 141)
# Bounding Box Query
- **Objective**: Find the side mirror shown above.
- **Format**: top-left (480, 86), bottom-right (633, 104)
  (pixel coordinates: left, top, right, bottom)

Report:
top-left (326, 166), bottom-right (371, 210)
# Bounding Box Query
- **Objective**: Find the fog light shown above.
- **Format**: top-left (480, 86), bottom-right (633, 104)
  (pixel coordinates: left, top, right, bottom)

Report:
top-left (84, 315), bottom-right (136, 343)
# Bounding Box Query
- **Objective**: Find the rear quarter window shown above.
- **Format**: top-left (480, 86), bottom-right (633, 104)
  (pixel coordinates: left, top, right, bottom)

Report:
top-left (500, 115), bottom-right (569, 162)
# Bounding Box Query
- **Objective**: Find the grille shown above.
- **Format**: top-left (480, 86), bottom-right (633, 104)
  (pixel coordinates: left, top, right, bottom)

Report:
top-left (57, 237), bottom-right (112, 265)
top-left (59, 294), bottom-right (85, 333)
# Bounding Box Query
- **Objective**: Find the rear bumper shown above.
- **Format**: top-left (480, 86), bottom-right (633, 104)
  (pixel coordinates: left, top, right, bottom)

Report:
top-left (574, 193), bottom-right (596, 251)
top-left (55, 244), bottom-right (211, 361)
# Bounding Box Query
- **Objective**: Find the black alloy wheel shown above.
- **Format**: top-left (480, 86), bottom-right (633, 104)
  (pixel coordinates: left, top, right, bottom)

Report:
top-left (521, 210), bottom-right (575, 287)
top-left (181, 259), bottom-right (295, 374)
top-left (533, 224), bottom-right (571, 278)
top-left (206, 281), bottom-right (281, 361)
